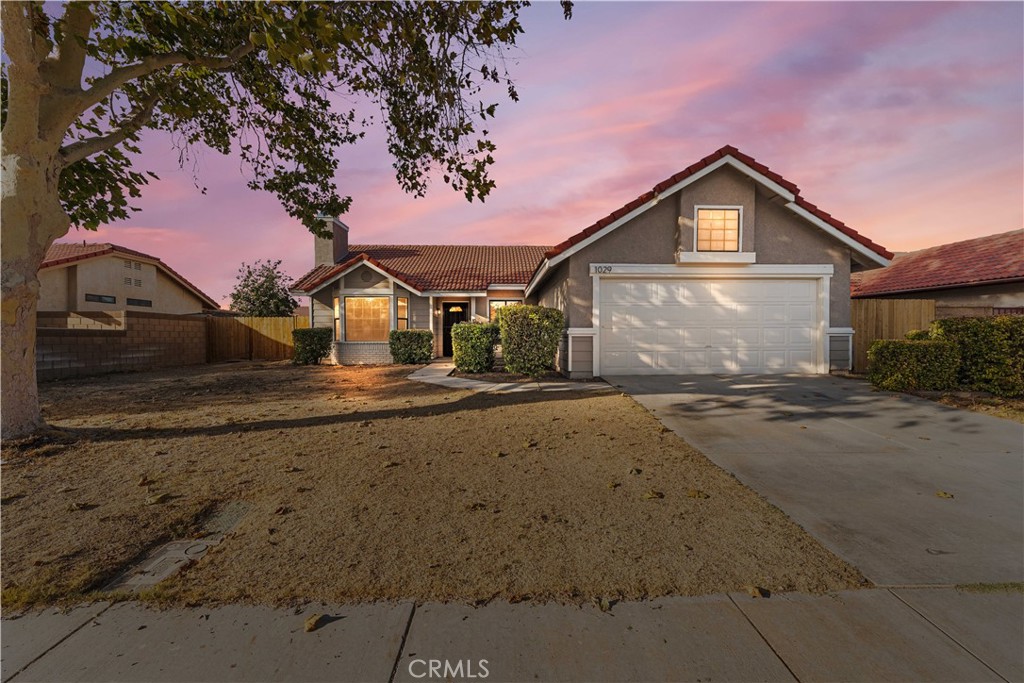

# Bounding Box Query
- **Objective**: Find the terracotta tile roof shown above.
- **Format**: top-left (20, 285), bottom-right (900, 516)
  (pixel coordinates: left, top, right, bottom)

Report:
top-left (851, 230), bottom-right (1024, 298)
top-left (42, 241), bottom-right (220, 309)
top-left (291, 244), bottom-right (551, 294)
top-left (543, 145), bottom-right (893, 261)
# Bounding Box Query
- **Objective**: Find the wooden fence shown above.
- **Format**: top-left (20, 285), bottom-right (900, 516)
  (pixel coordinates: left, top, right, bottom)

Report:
top-left (851, 299), bottom-right (935, 373)
top-left (206, 316), bottom-right (310, 362)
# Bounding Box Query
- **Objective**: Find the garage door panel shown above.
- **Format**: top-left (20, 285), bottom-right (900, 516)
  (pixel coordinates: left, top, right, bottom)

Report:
top-left (600, 277), bottom-right (821, 375)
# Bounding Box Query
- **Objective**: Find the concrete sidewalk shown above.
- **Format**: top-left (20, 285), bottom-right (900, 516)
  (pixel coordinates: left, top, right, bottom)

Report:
top-left (3, 587), bottom-right (1021, 682)
top-left (409, 362), bottom-right (609, 394)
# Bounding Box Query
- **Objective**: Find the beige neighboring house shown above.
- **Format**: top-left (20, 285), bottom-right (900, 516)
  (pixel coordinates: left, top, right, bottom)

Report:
top-left (39, 242), bottom-right (219, 314)
top-left (292, 145), bottom-right (893, 375)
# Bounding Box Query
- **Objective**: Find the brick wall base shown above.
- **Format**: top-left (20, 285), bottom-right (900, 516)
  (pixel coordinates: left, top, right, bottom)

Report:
top-left (37, 311), bottom-right (206, 381)
top-left (334, 341), bottom-right (393, 365)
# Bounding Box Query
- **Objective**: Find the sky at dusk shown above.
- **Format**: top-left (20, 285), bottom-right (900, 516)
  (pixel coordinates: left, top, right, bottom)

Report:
top-left (75, 1), bottom-right (1024, 307)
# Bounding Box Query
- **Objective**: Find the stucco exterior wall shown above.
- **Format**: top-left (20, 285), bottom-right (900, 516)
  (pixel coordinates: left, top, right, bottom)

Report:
top-left (534, 169), bottom-right (856, 330)
top-left (38, 255), bottom-right (208, 314)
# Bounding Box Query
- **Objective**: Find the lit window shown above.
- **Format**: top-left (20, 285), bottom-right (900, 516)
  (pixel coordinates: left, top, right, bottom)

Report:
top-left (696, 208), bottom-right (740, 252)
top-left (333, 297), bottom-right (341, 340)
top-left (488, 299), bottom-right (523, 320)
top-left (345, 296), bottom-right (389, 341)
top-left (397, 297), bottom-right (409, 330)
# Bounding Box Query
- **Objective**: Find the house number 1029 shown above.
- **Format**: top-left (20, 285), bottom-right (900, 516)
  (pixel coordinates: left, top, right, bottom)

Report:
top-left (593, 266), bottom-right (613, 274)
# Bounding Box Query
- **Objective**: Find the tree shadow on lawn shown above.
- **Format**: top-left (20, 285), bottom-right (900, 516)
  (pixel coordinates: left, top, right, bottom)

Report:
top-left (52, 385), bottom-right (613, 445)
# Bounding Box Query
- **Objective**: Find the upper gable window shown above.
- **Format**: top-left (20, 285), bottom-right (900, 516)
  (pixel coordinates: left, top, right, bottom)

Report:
top-left (695, 207), bottom-right (741, 252)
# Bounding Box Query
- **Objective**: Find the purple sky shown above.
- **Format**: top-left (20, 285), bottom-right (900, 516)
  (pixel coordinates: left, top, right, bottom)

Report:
top-left (78, 2), bottom-right (1024, 307)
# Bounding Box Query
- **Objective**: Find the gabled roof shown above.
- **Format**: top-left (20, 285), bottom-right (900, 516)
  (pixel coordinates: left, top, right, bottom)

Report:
top-left (530, 145), bottom-right (892, 295)
top-left (291, 244), bottom-right (550, 295)
top-left (42, 242), bottom-right (220, 309)
top-left (851, 230), bottom-right (1024, 298)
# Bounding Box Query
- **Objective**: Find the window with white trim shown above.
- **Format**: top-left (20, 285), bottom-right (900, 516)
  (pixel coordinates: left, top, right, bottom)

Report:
top-left (397, 297), bottom-right (409, 330)
top-left (344, 296), bottom-right (390, 341)
top-left (488, 299), bottom-right (523, 320)
top-left (696, 207), bottom-right (741, 252)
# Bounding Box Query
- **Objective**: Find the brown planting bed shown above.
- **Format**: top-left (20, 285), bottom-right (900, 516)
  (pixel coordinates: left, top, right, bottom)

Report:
top-left (2, 362), bottom-right (864, 609)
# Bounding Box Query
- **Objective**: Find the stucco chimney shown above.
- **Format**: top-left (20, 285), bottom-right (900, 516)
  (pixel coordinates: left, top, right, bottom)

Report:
top-left (313, 216), bottom-right (349, 266)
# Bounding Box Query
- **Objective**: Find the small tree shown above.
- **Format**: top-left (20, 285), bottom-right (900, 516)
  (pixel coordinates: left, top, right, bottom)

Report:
top-left (230, 260), bottom-right (297, 317)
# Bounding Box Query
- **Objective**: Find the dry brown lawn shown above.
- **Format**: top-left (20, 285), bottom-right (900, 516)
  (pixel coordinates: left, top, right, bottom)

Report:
top-left (1, 362), bottom-right (864, 609)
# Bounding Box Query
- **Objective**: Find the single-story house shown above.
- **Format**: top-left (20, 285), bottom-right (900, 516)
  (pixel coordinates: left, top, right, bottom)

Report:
top-left (40, 242), bottom-right (220, 314)
top-left (292, 145), bottom-right (893, 376)
top-left (851, 230), bottom-right (1024, 314)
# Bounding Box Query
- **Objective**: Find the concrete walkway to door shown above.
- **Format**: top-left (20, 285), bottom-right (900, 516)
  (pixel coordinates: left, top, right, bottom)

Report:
top-left (609, 374), bottom-right (1024, 587)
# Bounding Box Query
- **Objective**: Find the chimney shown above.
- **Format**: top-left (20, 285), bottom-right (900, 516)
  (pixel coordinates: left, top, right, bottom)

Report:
top-left (313, 216), bottom-right (349, 266)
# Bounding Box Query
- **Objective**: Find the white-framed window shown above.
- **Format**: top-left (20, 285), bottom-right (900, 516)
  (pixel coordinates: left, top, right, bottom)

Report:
top-left (344, 296), bottom-right (390, 341)
top-left (397, 297), bottom-right (409, 330)
top-left (694, 206), bottom-right (742, 252)
top-left (488, 299), bottom-right (523, 321)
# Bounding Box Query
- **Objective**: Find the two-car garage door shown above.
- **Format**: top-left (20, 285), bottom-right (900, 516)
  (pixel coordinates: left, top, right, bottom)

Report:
top-left (599, 278), bottom-right (821, 374)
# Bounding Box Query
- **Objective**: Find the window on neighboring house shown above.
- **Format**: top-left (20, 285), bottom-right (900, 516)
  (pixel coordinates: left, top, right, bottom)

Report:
top-left (134, 279), bottom-right (142, 287)
top-left (696, 207), bottom-right (741, 252)
top-left (123, 259), bottom-right (132, 268)
top-left (397, 297), bottom-right (409, 330)
top-left (85, 293), bottom-right (116, 304)
top-left (488, 299), bottom-right (523, 320)
top-left (333, 296), bottom-right (341, 340)
top-left (344, 296), bottom-right (390, 341)
top-left (124, 276), bottom-right (133, 286)
top-left (134, 262), bottom-right (142, 270)
top-left (127, 298), bottom-right (152, 307)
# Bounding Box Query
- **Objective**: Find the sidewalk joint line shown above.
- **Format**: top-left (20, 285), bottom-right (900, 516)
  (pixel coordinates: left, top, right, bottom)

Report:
top-left (886, 588), bottom-right (1010, 683)
top-left (4, 603), bottom-right (113, 683)
top-left (388, 602), bottom-right (417, 683)
top-left (726, 594), bottom-right (802, 683)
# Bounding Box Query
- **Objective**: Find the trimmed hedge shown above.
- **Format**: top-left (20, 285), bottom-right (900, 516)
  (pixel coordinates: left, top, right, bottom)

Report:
top-left (499, 305), bottom-right (564, 377)
top-left (904, 329), bottom-right (930, 341)
top-left (930, 316), bottom-right (1024, 397)
top-left (868, 339), bottom-right (960, 392)
top-left (389, 329), bottom-right (434, 364)
top-left (292, 327), bottom-right (333, 365)
top-left (452, 323), bottom-right (500, 373)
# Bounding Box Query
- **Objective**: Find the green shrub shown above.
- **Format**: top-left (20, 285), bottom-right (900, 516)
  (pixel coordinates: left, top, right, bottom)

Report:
top-left (930, 316), bottom-right (1024, 397)
top-left (292, 327), bottom-right (333, 365)
top-left (499, 305), bottom-right (564, 377)
top-left (389, 329), bottom-right (434, 364)
top-left (904, 329), bottom-right (930, 340)
top-left (868, 339), bottom-right (960, 392)
top-left (452, 323), bottom-right (499, 373)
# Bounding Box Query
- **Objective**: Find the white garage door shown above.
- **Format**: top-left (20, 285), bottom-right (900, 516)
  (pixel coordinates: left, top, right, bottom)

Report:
top-left (600, 279), bottom-right (820, 374)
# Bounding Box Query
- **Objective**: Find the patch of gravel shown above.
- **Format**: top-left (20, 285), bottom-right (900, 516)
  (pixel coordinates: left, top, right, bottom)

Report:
top-left (1, 363), bottom-right (865, 609)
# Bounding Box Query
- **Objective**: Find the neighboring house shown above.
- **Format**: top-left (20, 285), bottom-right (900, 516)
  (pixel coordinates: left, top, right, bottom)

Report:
top-left (40, 242), bottom-right (219, 314)
top-left (292, 145), bottom-right (893, 375)
top-left (850, 230), bottom-right (1024, 312)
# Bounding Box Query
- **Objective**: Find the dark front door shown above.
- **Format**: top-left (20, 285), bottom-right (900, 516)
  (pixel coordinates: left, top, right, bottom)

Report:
top-left (442, 302), bottom-right (468, 356)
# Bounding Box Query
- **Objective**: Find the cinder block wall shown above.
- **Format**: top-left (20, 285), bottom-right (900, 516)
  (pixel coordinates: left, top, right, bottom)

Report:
top-left (36, 311), bottom-right (207, 380)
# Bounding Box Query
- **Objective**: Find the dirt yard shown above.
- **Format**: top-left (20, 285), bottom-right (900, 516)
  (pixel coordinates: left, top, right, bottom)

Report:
top-left (2, 363), bottom-right (864, 609)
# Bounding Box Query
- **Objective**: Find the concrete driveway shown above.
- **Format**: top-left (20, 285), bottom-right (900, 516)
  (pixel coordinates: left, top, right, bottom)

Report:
top-left (609, 374), bottom-right (1024, 586)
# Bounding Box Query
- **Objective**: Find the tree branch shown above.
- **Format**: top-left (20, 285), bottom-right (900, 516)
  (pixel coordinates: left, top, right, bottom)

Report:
top-left (47, 2), bottom-right (96, 91)
top-left (59, 91), bottom-right (160, 166)
top-left (81, 40), bottom-right (256, 109)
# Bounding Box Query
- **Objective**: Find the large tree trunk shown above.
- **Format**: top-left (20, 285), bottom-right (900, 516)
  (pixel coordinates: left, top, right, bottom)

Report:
top-left (1, 147), bottom-right (69, 439)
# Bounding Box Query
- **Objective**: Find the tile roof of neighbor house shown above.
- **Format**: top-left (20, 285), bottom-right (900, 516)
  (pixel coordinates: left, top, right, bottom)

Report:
top-left (291, 244), bottom-right (551, 294)
top-left (42, 241), bottom-right (220, 309)
top-left (850, 229), bottom-right (1024, 298)
top-left (542, 144), bottom-right (894, 262)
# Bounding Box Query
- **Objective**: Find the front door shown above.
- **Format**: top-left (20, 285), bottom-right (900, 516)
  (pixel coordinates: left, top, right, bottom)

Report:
top-left (442, 302), bottom-right (468, 356)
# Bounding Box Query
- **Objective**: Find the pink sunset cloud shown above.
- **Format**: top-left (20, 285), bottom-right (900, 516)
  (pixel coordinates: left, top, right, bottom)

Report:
top-left (76, 2), bottom-right (1023, 307)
